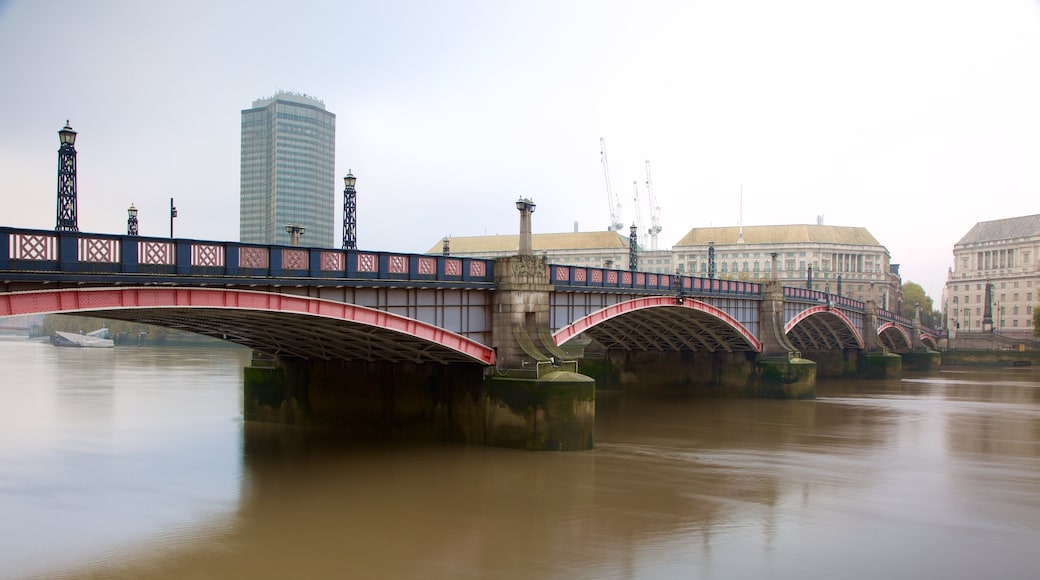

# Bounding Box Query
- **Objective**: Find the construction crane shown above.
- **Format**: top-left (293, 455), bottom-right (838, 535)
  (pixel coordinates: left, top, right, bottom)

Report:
top-left (599, 137), bottom-right (623, 232)
top-left (645, 160), bottom-right (663, 250)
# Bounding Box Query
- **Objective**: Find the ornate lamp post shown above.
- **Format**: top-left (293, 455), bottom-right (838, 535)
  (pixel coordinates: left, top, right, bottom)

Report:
top-left (285, 223), bottom-right (305, 246)
top-left (55, 121), bottom-right (79, 232)
top-left (342, 171), bottom-right (357, 249)
top-left (127, 203), bottom-right (138, 236)
top-left (807, 264), bottom-right (813, 290)
top-left (442, 236), bottom-right (450, 256)
top-left (629, 224), bottom-right (638, 271)
top-left (708, 240), bottom-right (716, 279)
top-left (515, 197), bottom-right (536, 256)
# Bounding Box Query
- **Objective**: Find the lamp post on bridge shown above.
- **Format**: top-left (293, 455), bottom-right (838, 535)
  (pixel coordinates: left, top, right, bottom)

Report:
top-left (285, 223), bottom-right (305, 246)
top-left (708, 240), bottom-right (716, 279)
top-left (342, 171), bottom-right (357, 249)
top-left (169, 197), bottom-right (177, 238)
top-left (127, 203), bottom-right (138, 236)
top-left (55, 121), bottom-right (79, 232)
top-left (629, 224), bottom-right (638, 271)
top-left (515, 197), bottom-right (536, 256)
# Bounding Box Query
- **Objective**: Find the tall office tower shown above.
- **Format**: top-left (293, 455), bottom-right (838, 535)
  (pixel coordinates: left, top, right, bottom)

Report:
top-left (240, 91), bottom-right (336, 247)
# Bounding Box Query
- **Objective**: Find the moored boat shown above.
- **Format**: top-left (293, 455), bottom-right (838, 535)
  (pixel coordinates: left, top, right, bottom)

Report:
top-left (51, 328), bottom-right (114, 348)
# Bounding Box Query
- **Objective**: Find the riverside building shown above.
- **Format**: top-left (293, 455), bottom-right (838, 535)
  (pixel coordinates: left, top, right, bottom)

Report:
top-left (240, 91), bottom-right (336, 247)
top-left (944, 214), bottom-right (1040, 339)
top-left (672, 224), bottom-right (901, 308)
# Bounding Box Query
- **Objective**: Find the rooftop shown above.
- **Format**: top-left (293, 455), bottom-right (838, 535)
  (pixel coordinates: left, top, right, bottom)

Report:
top-left (956, 214), bottom-right (1040, 246)
top-left (428, 230), bottom-right (630, 254)
top-left (675, 224), bottom-right (882, 247)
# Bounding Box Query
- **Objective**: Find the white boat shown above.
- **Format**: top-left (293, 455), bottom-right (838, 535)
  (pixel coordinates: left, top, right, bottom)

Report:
top-left (51, 328), bottom-right (115, 348)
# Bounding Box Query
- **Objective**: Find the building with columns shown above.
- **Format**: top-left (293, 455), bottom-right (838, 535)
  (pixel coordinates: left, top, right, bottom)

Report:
top-left (943, 213), bottom-right (1040, 339)
top-left (672, 224), bottom-right (901, 308)
top-left (430, 222), bottom-right (902, 309)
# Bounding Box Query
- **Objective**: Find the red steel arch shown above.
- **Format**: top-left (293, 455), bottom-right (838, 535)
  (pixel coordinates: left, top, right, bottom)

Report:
top-left (553, 296), bottom-right (762, 352)
top-left (877, 322), bottom-right (913, 352)
top-left (0, 287), bottom-right (495, 365)
top-left (785, 305), bottom-right (865, 350)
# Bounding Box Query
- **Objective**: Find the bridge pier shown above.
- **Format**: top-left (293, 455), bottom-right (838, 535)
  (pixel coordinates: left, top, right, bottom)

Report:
top-left (244, 354), bottom-right (488, 443)
top-left (757, 277), bottom-right (816, 398)
top-left (861, 301), bottom-right (902, 379)
top-left (485, 254), bottom-right (596, 450)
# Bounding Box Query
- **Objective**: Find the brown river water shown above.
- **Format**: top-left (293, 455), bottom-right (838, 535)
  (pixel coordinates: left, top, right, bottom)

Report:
top-left (1, 336), bottom-right (1038, 579)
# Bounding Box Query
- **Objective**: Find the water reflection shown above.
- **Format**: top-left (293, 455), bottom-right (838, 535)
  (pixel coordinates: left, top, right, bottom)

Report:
top-left (2, 340), bottom-right (1039, 579)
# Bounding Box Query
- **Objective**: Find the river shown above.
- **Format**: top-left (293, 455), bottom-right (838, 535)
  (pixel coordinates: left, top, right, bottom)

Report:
top-left (1, 336), bottom-right (1038, 579)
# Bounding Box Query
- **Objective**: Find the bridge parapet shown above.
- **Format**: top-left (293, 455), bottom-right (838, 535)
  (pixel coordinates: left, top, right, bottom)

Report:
top-left (548, 265), bottom-right (761, 297)
top-left (1, 227), bottom-right (493, 286)
top-left (783, 287), bottom-right (865, 312)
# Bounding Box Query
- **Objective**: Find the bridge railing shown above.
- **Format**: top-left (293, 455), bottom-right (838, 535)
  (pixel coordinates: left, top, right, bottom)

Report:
top-left (0, 227), bottom-right (495, 285)
top-left (783, 286), bottom-right (866, 311)
top-left (548, 265), bottom-right (762, 297)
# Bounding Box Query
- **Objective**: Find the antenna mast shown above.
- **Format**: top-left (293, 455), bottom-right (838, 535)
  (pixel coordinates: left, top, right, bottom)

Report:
top-left (599, 138), bottom-right (623, 232)
top-left (645, 160), bottom-right (662, 250)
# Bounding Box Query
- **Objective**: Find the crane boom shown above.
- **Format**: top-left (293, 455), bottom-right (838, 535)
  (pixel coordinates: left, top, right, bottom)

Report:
top-left (600, 138), bottom-right (623, 232)
top-left (645, 160), bottom-right (663, 250)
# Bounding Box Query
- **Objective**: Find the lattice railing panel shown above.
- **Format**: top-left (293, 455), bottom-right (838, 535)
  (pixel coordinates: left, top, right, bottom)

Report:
top-left (388, 255), bottom-right (408, 274)
top-left (10, 233), bottom-right (57, 260)
top-left (78, 238), bottom-right (119, 263)
top-left (139, 241), bottom-right (174, 265)
top-left (321, 251), bottom-right (344, 272)
top-left (239, 247), bottom-right (269, 269)
top-left (282, 249), bottom-right (307, 270)
top-left (357, 253), bottom-right (378, 273)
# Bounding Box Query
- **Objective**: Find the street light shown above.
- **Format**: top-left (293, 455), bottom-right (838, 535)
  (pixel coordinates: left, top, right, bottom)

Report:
top-left (285, 223), bottom-right (306, 246)
top-left (629, 224), bottom-right (638, 271)
top-left (169, 197), bottom-right (177, 238)
top-left (708, 240), bottom-right (716, 279)
top-left (342, 170), bottom-right (357, 249)
top-left (516, 197), bottom-right (536, 256)
top-left (55, 121), bottom-right (79, 232)
top-left (127, 203), bottom-right (138, 236)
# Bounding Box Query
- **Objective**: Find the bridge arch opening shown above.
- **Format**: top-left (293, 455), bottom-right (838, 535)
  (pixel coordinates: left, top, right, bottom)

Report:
top-left (877, 322), bottom-right (913, 353)
top-left (785, 305), bottom-right (864, 351)
top-left (0, 287), bottom-right (495, 365)
top-left (553, 296), bottom-right (761, 353)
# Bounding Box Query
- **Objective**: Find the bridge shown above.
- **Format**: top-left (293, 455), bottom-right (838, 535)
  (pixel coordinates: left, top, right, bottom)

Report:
top-left (1, 225), bottom-right (944, 450)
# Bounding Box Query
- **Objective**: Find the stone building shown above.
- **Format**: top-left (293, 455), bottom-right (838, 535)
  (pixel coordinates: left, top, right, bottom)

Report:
top-left (429, 231), bottom-right (634, 269)
top-left (944, 214), bottom-right (1040, 340)
top-left (671, 224), bottom-right (901, 308)
top-left (431, 222), bottom-right (902, 309)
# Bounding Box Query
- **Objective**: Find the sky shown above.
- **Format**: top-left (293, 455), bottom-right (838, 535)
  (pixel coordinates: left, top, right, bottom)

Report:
top-left (1, 0), bottom-right (1038, 298)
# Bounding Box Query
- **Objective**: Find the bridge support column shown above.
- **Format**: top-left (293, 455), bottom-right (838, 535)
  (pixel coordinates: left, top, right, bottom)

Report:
top-left (861, 301), bottom-right (902, 379)
top-left (904, 303), bottom-right (942, 372)
top-left (486, 254), bottom-right (596, 450)
top-left (757, 278), bottom-right (816, 398)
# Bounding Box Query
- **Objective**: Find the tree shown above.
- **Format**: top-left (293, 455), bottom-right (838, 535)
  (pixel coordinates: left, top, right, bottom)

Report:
top-left (900, 281), bottom-right (941, 328)
top-left (1034, 303), bottom-right (1040, 337)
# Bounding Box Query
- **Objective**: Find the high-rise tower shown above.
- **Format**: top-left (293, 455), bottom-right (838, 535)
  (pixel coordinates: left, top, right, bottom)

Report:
top-left (240, 91), bottom-right (336, 247)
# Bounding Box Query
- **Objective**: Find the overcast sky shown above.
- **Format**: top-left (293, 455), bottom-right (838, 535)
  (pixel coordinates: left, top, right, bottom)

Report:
top-left (1, 0), bottom-right (1038, 297)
